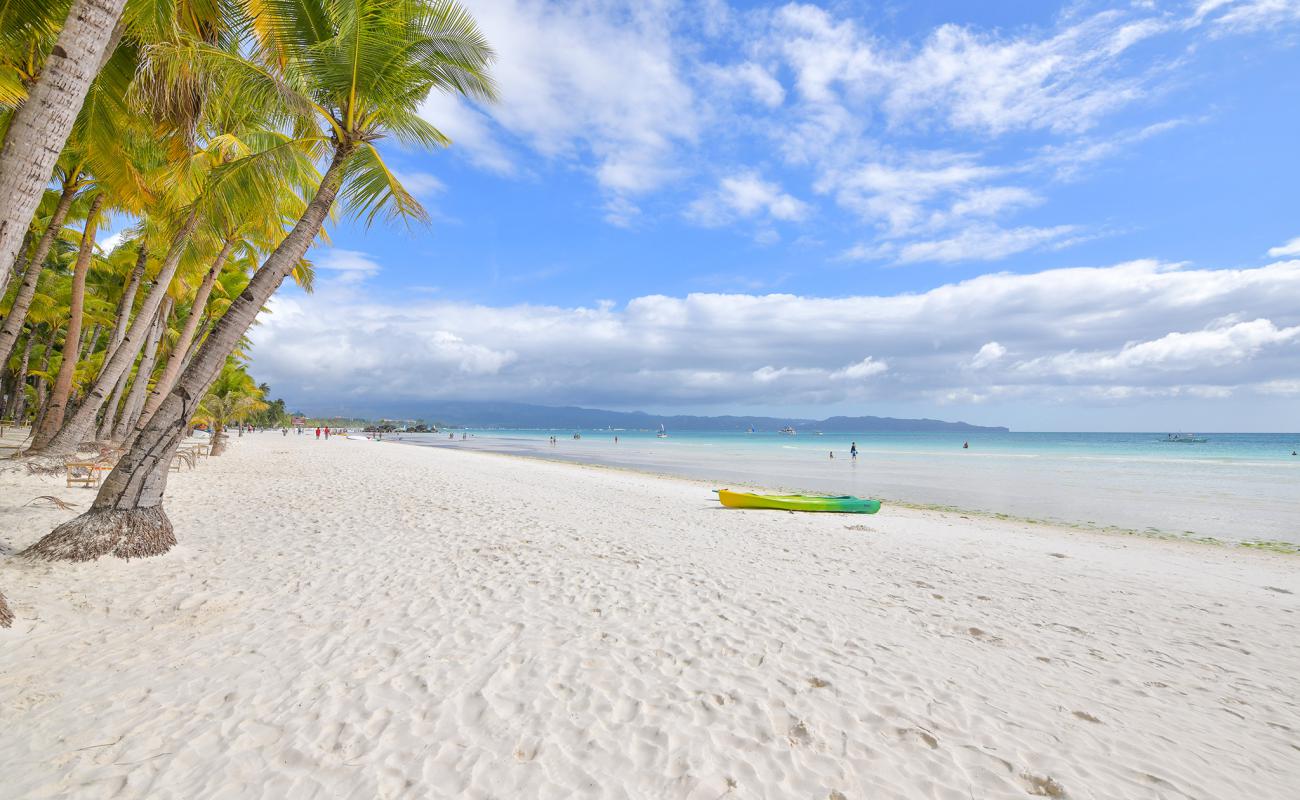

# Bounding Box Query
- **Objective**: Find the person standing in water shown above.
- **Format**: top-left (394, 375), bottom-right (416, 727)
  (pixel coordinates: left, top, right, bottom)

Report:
top-left (850, 442), bottom-right (858, 460)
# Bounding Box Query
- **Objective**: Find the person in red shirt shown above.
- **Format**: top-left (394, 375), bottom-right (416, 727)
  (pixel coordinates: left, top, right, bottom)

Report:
top-left (315, 426), bottom-right (321, 439)
top-left (324, 426), bottom-right (331, 439)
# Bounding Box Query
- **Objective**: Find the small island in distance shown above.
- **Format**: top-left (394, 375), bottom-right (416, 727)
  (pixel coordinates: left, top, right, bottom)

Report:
top-left (347, 401), bottom-right (1009, 433)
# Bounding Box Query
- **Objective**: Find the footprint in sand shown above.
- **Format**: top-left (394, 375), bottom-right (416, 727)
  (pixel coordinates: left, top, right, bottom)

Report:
top-left (1021, 772), bottom-right (1068, 798)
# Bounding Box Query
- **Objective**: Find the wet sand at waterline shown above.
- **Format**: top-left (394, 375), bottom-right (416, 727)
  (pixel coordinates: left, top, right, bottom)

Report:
top-left (1, 433), bottom-right (1298, 798)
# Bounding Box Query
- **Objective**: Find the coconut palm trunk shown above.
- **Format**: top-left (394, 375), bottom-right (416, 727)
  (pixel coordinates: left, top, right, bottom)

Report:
top-left (135, 238), bottom-right (232, 430)
top-left (0, 590), bottom-right (12, 628)
top-left (98, 362), bottom-right (132, 439)
top-left (7, 333), bottom-right (35, 420)
top-left (23, 143), bottom-right (353, 561)
top-left (99, 243), bottom-right (147, 371)
top-left (29, 207), bottom-right (201, 456)
top-left (30, 194), bottom-right (103, 449)
top-left (112, 299), bottom-right (171, 441)
top-left (0, 0), bottom-right (129, 298)
top-left (0, 178), bottom-right (80, 366)
top-left (29, 329), bottom-right (55, 430)
top-left (80, 323), bottom-right (102, 364)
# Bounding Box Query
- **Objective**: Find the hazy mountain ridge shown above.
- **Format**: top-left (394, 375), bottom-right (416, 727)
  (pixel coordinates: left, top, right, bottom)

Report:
top-left (348, 401), bottom-right (1008, 432)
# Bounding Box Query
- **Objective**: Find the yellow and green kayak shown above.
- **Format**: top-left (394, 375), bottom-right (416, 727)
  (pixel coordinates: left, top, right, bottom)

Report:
top-left (716, 489), bottom-right (881, 514)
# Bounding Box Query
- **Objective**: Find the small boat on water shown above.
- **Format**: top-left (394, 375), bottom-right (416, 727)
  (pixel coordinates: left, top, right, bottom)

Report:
top-left (716, 489), bottom-right (880, 514)
top-left (656, 424), bottom-right (668, 438)
top-left (1165, 432), bottom-right (1208, 443)
top-left (779, 426), bottom-right (796, 435)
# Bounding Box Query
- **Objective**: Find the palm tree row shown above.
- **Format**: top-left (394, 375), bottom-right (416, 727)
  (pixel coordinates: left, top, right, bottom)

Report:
top-left (0, 0), bottom-right (496, 625)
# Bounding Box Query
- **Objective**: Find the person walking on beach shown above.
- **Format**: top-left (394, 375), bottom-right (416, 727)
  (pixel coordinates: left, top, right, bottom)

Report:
top-left (325, 426), bottom-right (331, 439)
top-left (315, 426), bottom-right (321, 439)
top-left (850, 442), bottom-right (857, 460)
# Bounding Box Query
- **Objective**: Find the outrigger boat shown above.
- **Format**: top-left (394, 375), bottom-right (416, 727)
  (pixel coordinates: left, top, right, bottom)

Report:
top-left (1165, 432), bottom-right (1208, 443)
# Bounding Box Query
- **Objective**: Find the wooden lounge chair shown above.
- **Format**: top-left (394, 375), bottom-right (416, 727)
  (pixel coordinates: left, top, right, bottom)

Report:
top-left (65, 461), bottom-right (102, 489)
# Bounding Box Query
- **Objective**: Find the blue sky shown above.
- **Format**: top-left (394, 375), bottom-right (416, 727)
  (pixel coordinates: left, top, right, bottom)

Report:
top-left (248, 0), bottom-right (1300, 430)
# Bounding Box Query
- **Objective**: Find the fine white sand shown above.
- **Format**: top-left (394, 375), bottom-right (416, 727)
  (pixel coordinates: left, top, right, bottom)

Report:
top-left (2, 433), bottom-right (1298, 799)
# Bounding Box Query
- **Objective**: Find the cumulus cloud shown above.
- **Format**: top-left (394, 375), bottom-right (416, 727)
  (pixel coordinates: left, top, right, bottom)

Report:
top-left (250, 257), bottom-right (1300, 410)
top-left (971, 342), bottom-right (1007, 369)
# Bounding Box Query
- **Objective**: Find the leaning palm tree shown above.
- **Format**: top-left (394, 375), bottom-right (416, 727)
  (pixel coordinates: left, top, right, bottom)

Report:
top-left (23, 0), bottom-right (495, 561)
top-left (0, 0), bottom-right (129, 296)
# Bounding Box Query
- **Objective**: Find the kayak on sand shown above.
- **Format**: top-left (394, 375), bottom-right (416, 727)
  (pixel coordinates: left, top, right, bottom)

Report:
top-left (715, 489), bottom-right (881, 514)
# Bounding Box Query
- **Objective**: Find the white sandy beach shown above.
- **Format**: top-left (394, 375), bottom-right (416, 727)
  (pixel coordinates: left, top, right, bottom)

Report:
top-left (1, 433), bottom-right (1298, 799)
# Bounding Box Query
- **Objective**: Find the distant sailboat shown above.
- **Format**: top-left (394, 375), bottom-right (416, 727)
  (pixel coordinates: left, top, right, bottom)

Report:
top-left (657, 424), bottom-right (668, 438)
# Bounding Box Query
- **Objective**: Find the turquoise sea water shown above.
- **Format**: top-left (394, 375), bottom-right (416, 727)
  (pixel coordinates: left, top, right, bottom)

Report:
top-left (399, 429), bottom-right (1300, 546)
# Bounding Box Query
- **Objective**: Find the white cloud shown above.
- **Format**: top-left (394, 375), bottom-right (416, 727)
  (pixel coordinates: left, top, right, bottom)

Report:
top-left (971, 342), bottom-right (1007, 368)
top-left (1267, 236), bottom-right (1300, 257)
top-left (392, 171), bottom-right (446, 197)
top-left (419, 0), bottom-right (697, 199)
top-left (687, 171), bottom-right (811, 226)
top-left (768, 5), bottom-right (1167, 137)
top-left (894, 225), bottom-right (1080, 264)
top-left (315, 250), bottom-right (381, 284)
top-left (845, 224), bottom-right (1080, 265)
top-left (251, 257), bottom-right (1300, 410)
top-left (820, 156), bottom-right (1004, 234)
top-left (1036, 118), bottom-right (1192, 181)
top-left (705, 61), bottom-right (786, 107)
top-left (418, 91), bottom-right (517, 175)
top-left (97, 230), bottom-right (126, 253)
top-left (1022, 318), bottom-right (1300, 378)
top-left (831, 357), bottom-right (888, 380)
top-left (1193, 0), bottom-right (1300, 33)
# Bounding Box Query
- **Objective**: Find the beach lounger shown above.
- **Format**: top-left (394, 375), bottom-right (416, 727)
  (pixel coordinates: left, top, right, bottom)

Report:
top-left (65, 461), bottom-right (102, 489)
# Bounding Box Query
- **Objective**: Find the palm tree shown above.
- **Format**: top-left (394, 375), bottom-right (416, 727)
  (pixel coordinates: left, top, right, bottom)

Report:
top-left (193, 361), bottom-right (267, 454)
top-left (0, 0), bottom-right (129, 297)
top-left (23, 0), bottom-right (495, 561)
top-left (0, 166), bottom-right (85, 367)
top-left (29, 193), bottom-right (105, 448)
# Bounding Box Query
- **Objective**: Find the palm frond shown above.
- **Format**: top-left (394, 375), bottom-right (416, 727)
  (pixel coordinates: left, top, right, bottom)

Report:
top-left (340, 142), bottom-right (428, 227)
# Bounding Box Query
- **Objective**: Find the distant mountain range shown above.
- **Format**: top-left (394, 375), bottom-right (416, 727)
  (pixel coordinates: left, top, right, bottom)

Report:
top-left (356, 401), bottom-right (1008, 433)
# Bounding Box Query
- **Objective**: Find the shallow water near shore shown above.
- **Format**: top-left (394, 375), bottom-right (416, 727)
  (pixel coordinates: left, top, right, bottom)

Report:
top-left (398, 429), bottom-right (1300, 546)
